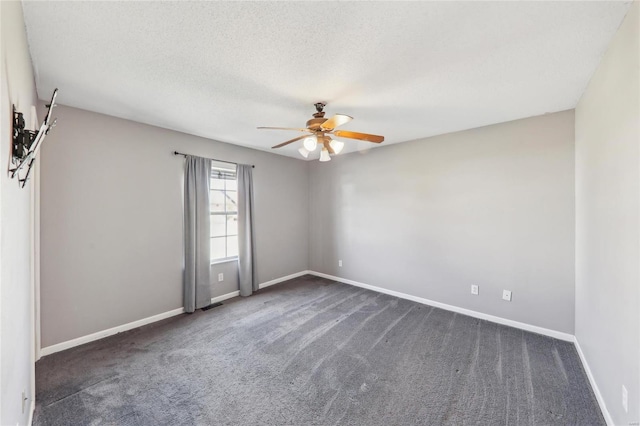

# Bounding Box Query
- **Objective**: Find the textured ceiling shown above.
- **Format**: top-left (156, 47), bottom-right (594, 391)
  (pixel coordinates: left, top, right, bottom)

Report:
top-left (22, 1), bottom-right (632, 160)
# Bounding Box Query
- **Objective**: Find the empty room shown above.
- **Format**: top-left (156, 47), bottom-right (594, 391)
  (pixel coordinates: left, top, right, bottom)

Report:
top-left (1, 1), bottom-right (638, 425)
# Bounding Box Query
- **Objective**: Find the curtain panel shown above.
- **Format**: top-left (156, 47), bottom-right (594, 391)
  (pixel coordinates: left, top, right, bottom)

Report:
top-left (183, 155), bottom-right (212, 312)
top-left (237, 164), bottom-right (257, 296)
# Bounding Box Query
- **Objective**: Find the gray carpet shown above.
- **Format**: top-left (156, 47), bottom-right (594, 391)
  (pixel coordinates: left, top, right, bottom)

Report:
top-left (34, 275), bottom-right (604, 425)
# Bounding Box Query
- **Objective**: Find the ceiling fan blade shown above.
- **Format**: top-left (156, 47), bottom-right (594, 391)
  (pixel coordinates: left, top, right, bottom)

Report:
top-left (271, 134), bottom-right (308, 149)
top-left (321, 114), bottom-right (353, 131)
top-left (258, 126), bottom-right (311, 133)
top-left (332, 130), bottom-right (384, 143)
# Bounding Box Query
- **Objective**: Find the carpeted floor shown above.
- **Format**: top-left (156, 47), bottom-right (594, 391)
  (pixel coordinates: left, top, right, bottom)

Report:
top-left (34, 275), bottom-right (604, 425)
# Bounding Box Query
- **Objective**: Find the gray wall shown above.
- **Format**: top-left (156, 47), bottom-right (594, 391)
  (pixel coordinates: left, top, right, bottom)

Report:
top-left (575, 2), bottom-right (639, 424)
top-left (210, 260), bottom-right (240, 297)
top-left (0, 1), bottom-right (37, 424)
top-left (39, 105), bottom-right (308, 348)
top-left (309, 111), bottom-right (576, 334)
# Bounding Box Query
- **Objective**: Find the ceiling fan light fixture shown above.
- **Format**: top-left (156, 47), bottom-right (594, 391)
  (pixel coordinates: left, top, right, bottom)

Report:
top-left (329, 140), bottom-right (344, 154)
top-left (303, 135), bottom-right (318, 151)
top-left (319, 148), bottom-right (331, 162)
top-left (298, 147), bottom-right (309, 158)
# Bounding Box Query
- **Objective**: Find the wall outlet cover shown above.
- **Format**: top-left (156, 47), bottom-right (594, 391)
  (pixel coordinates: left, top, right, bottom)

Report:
top-left (338, 260), bottom-right (343, 267)
top-left (218, 273), bottom-right (224, 282)
top-left (502, 290), bottom-right (512, 301)
top-left (471, 285), bottom-right (479, 295)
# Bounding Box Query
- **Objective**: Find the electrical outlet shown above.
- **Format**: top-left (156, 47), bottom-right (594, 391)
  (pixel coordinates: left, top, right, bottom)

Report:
top-left (338, 260), bottom-right (343, 267)
top-left (622, 385), bottom-right (628, 413)
top-left (502, 290), bottom-right (512, 301)
top-left (218, 273), bottom-right (224, 282)
top-left (471, 285), bottom-right (479, 295)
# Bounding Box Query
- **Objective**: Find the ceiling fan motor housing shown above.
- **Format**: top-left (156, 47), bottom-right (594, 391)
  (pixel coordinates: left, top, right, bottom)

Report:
top-left (306, 117), bottom-right (327, 130)
top-left (309, 102), bottom-right (328, 128)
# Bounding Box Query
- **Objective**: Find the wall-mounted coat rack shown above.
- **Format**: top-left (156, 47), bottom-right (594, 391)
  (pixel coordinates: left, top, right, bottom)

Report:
top-left (10, 88), bottom-right (59, 188)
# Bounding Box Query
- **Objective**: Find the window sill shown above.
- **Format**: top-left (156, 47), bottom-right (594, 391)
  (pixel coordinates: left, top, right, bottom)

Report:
top-left (211, 257), bottom-right (238, 266)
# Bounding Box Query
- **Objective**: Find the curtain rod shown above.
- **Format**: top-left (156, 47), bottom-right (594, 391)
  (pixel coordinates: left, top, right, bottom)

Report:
top-left (173, 151), bottom-right (255, 168)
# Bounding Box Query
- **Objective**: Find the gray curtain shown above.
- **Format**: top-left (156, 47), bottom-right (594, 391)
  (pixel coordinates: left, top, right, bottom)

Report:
top-left (183, 155), bottom-right (212, 312)
top-left (237, 164), bottom-right (257, 296)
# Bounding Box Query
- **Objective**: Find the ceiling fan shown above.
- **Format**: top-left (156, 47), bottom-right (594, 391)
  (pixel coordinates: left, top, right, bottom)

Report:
top-left (258, 103), bottom-right (384, 161)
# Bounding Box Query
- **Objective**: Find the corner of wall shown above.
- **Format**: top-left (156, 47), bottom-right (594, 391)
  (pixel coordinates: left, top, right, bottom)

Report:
top-left (305, 159), bottom-right (313, 272)
top-left (1, 1), bottom-right (39, 425)
top-left (573, 2), bottom-right (639, 424)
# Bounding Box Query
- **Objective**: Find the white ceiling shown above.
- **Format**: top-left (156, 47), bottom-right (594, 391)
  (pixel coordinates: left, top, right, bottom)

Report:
top-left (22, 1), bottom-right (632, 160)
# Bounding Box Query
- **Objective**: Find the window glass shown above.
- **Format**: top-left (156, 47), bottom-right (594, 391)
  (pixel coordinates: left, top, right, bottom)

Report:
top-left (210, 237), bottom-right (226, 260)
top-left (211, 215), bottom-right (226, 238)
top-left (227, 214), bottom-right (238, 236)
top-left (210, 190), bottom-right (226, 213)
top-left (227, 236), bottom-right (239, 258)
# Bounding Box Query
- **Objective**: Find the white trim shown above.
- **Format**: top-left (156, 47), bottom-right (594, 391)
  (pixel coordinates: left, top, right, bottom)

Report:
top-left (210, 291), bottom-right (240, 304)
top-left (210, 270), bottom-right (310, 303)
top-left (30, 140), bottom-right (41, 422)
top-left (308, 271), bottom-right (575, 342)
top-left (210, 257), bottom-right (238, 266)
top-left (259, 270), bottom-right (310, 289)
top-left (34, 156), bottom-right (41, 359)
top-left (39, 271), bottom-right (309, 357)
top-left (28, 399), bottom-right (35, 426)
top-left (575, 338), bottom-right (614, 426)
top-left (40, 307), bottom-right (185, 357)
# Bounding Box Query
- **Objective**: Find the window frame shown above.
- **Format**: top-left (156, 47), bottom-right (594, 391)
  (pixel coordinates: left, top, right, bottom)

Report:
top-left (209, 164), bottom-right (239, 263)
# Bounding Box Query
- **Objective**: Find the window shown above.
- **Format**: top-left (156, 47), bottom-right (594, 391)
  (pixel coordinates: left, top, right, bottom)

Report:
top-left (210, 163), bottom-right (238, 261)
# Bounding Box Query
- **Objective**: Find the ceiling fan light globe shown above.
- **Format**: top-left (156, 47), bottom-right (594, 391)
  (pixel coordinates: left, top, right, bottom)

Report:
top-left (303, 136), bottom-right (318, 151)
top-left (298, 147), bottom-right (309, 158)
top-left (319, 148), bottom-right (331, 162)
top-left (329, 140), bottom-right (344, 154)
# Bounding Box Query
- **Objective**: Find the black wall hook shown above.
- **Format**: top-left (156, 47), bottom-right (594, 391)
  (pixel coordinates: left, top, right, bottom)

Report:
top-left (10, 88), bottom-right (59, 188)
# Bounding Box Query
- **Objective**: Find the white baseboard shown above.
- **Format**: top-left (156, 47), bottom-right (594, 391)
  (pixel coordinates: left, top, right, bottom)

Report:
top-left (211, 291), bottom-right (240, 304)
top-left (39, 271), bottom-right (308, 357)
top-left (38, 269), bottom-right (573, 350)
top-left (575, 338), bottom-right (614, 425)
top-left (28, 399), bottom-right (35, 426)
top-left (308, 271), bottom-right (575, 342)
top-left (40, 307), bottom-right (185, 357)
top-left (210, 270), bottom-right (310, 303)
top-left (259, 270), bottom-right (310, 289)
